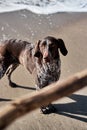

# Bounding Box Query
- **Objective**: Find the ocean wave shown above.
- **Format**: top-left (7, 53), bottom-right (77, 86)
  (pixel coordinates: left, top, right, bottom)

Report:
top-left (0, 0), bottom-right (87, 14)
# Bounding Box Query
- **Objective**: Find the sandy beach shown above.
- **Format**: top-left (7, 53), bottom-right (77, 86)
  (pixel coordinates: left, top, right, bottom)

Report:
top-left (0, 10), bottom-right (87, 130)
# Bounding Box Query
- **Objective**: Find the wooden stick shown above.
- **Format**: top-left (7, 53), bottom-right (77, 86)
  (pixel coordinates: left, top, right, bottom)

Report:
top-left (0, 69), bottom-right (87, 129)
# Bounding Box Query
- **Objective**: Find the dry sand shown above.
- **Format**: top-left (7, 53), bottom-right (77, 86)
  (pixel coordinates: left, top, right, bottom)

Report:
top-left (0, 10), bottom-right (87, 130)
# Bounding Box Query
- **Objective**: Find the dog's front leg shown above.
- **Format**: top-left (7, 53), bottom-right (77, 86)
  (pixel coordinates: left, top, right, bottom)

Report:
top-left (35, 83), bottom-right (56, 114)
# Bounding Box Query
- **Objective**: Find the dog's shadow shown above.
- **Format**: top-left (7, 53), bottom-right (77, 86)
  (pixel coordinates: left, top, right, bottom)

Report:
top-left (0, 98), bottom-right (12, 102)
top-left (9, 82), bottom-right (36, 91)
top-left (13, 84), bottom-right (36, 90)
top-left (53, 94), bottom-right (87, 122)
top-left (0, 84), bottom-right (36, 102)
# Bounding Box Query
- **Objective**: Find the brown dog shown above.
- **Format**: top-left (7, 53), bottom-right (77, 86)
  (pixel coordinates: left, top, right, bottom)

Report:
top-left (34, 36), bottom-right (68, 114)
top-left (0, 36), bottom-right (68, 114)
top-left (0, 39), bottom-right (35, 87)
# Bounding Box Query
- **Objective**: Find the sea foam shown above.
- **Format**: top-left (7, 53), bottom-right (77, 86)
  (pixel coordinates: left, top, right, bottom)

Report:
top-left (0, 0), bottom-right (87, 14)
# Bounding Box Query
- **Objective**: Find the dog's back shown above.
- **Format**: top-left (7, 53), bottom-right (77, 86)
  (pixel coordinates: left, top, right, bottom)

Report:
top-left (0, 39), bottom-right (32, 58)
top-left (0, 39), bottom-right (35, 86)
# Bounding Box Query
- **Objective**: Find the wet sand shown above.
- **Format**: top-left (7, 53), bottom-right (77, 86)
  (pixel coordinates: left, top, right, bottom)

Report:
top-left (0, 10), bottom-right (87, 130)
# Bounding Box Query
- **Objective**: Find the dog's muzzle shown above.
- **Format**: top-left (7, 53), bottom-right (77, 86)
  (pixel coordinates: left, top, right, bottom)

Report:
top-left (43, 51), bottom-right (51, 63)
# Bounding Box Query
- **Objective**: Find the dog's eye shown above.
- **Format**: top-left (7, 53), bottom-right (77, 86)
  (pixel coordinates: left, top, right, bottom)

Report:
top-left (42, 42), bottom-right (46, 46)
top-left (50, 44), bottom-right (55, 48)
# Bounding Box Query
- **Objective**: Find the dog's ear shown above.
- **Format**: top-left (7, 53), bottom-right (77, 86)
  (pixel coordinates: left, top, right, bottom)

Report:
top-left (57, 39), bottom-right (68, 56)
top-left (34, 40), bottom-right (41, 58)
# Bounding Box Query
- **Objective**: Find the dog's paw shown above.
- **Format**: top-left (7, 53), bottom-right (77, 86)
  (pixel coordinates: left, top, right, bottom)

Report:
top-left (41, 104), bottom-right (56, 114)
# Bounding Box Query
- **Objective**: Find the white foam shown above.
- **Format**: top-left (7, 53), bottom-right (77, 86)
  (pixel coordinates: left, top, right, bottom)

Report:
top-left (0, 0), bottom-right (87, 14)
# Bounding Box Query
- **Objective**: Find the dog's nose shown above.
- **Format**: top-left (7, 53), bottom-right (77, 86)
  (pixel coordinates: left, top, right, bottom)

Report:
top-left (43, 51), bottom-right (48, 59)
top-left (43, 51), bottom-right (50, 62)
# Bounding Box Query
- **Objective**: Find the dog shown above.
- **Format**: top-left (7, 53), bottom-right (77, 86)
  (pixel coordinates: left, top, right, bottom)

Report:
top-left (34, 36), bottom-right (68, 114)
top-left (0, 36), bottom-right (68, 114)
top-left (0, 39), bottom-right (35, 87)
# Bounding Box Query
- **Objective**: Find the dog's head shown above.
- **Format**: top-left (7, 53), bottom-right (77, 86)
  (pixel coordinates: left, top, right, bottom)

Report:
top-left (34, 36), bottom-right (68, 63)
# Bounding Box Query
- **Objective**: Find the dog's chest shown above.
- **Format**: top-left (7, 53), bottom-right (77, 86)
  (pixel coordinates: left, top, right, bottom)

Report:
top-left (36, 60), bottom-right (61, 88)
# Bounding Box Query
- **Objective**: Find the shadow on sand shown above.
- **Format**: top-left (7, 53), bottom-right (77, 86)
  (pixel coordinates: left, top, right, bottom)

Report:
top-left (14, 84), bottom-right (36, 90)
top-left (0, 84), bottom-right (36, 102)
top-left (0, 98), bottom-right (12, 102)
top-left (53, 94), bottom-right (87, 122)
top-left (8, 82), bottom-right (36, 90)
